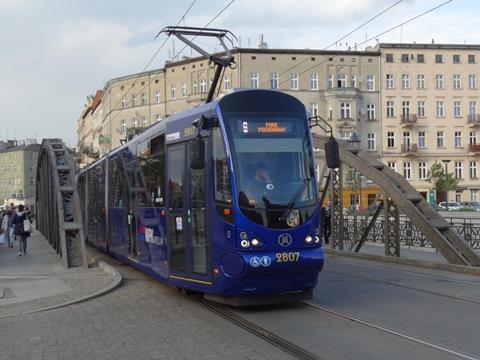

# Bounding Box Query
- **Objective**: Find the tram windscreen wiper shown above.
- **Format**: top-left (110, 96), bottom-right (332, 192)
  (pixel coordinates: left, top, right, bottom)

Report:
top-left (278, 177), bottom-right (311, 221)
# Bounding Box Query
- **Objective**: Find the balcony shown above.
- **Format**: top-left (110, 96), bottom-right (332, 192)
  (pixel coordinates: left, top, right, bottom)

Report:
top-left (324, 87), bottom-right (360, 98)
top-left (400, 114), bottom-right (417, 127)
top-left (401, 143), bottom-right (418, 155)
top-left (468, 114), bottom-right (480, 127)
top-left (469, 143), bottom-right (480, 154)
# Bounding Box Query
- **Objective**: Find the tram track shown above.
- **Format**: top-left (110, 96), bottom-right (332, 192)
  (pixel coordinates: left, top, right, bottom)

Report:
top-left (187, 294), bottom-right (321, 360)
top-left (324, 269), bottom-right (480, 306)
top-left (302, 301), bottom-right (480, 360)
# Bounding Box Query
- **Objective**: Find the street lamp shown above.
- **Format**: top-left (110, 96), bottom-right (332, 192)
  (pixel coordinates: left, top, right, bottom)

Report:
top-left (348, 132), bottom-right (361, 154)
top-left (442, 159), bottom-right (451, 211)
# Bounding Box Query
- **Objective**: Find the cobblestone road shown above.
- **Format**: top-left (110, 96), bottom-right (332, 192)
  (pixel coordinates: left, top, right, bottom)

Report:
top-left (0, 252), bottom-right (291, 360)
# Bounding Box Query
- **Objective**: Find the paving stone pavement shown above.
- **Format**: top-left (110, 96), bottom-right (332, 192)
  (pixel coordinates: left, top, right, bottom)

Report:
top-left (0, 248), bottom-right (292, 360)
top-left (0, 231), bottom-right (116, 318)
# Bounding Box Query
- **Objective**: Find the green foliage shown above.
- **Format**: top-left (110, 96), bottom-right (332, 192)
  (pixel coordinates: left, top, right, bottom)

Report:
top-left (426, 162), bottom-right (459, 192)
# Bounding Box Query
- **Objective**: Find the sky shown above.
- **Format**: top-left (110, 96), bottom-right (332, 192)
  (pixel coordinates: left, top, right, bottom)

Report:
top-left (0, 0), bottom-right (479, 147)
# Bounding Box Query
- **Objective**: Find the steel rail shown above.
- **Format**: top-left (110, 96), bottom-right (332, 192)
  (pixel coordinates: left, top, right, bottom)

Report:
top-left (188, 295), bottom-right (321, 360)
top-left (303, 301), bottom-right (480, 360)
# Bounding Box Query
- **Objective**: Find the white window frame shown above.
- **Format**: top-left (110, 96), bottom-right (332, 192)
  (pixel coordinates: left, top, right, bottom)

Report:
top-left (435, 74), bottom-right (444, 89)
top-left (470, 131), bottom-right (478, 145)
top-left (340, 102), bottom-right (351, 119)
top-left (351, 75), bottom-right (358, 88)
top-left (455, 161), bottom-right (463, 179)
top-left (471, 189), bottom-right (478, 201)
top-left (270, 73), bottom-right (278, 89)
top-left (367, 133), bottom-right (376, 150)
top-left (366, 74), bottom-right (375, 90)
top-left (387, 161), bottom-right (396, 172)
top-left (468, 74), bottom-right (477, 89)
top-left (401, 74), bottom-right (410, 89)
top-left (309, 102), bottom-right (318, 117)
top-left (387, 132), bottom-right (395, 148)
top-left (470, 161), bottom-right (478, 179)
top-left (437, 131), bottom-right (444, 148)
top-left (386, 101), bottom-right (395, 117)
top-left (454, 131), bottom-right (462, 147)
top-left (453, 74), bottom-right (461, 89)
top-left (418, 161), bottom-right (427, 180)
top-left (403, 162), bottom-right (412, 180)
top-left (386, 74), bottom-right (395, 89)
top-left (367, 104), bottom-right (375, 120)
top-left (224, 74), bottom-right (231, 91)
top-left (290, 73), bottom-right (299, 90)
top-left (132, 94), bottom-right (137, 107)
top-left (418, 101), bottom-right (426, 117)
top-left (170, 84), bottom-right (176, 99)
top-left (250, 72), bottom-right (259, 89)
top-left (181, 82), bottom-right (187, 97)
top-left (142, 116), bottom-right (148, 127)
top-left (309, 73), bottom-right (318, 90)
top-left (454, 101), bottom-right (462, 118)
top-left (155, 91), bottom-right (160, 104)
top-left (418, 131), bottom-right (426, 148)
top-left (120, 97), bottom-right (126, 109)
top-left (417, 74), bottom-right (425, 89)
top-left (328, 74), bottom-right (334, 88)
top-left (200, 79), bottom-right (206, 94)
top-left (337, 74), bottom-right (347, 88)
top-left (436, 101), bottom-right (444, 117)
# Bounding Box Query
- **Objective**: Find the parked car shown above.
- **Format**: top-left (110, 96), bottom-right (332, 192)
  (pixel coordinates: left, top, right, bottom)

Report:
top-left (438, 201), bottom-right (462, 210)
top-left (461, 201), bottom-right (480, 211)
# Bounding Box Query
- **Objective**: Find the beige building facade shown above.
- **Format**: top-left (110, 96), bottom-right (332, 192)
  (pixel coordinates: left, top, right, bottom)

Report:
top-left (0, 143), bottom-right (40, 208)
top-left (378, 43), bottom-right (480, 202)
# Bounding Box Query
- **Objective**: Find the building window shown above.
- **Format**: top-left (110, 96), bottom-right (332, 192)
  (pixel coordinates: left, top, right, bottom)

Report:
top-left (401, 54), bottom-right (409, 63)
top-left (452, 101), bottom-right (461, 118)
top-left (455, 131), bottom-right (462, 147)
top-left (328, 74), bottom-right (334, 88)
top-left (387, 132), bottom-right (395, 148)
top-left (181, 83), bottom-right (187, 97)
top-left (453, 74), bottom-right (461, 89)
top-left (141, 93), bottom-right (146, 105)
top-left (417, 54), bottom-right (425, 63)
top-left (192, 80), bottom-right (197, 94)
top-left (470, 131), bottom-right (478, 145)
top-left (367, 133), bottom-right (376, 150)
top-left (436, 101), bottom-right (444, 117)
top-left (337, 74), bottom-right (347, 88)
top-left (418, 101), bottom-right (426, 117)
top-left (132, 94), bottom-right (137, 107)
top-left (290, 73), bottom-right (299, 90)
top-left (401, 74), bottom-right (410, 89)
top-left (170, 84), bottom-right (176, 99)
top-left (470, 161), bottom-right (478, 179)
top-left (469, 101), bottom-right (477, 117)
top-left (471, 189), bottom-right (478, 201)
top-left (309, 103), bottom-right (318, 117)
top-left (132, 117), bottom-right (138, 128)
top-left (340, 103), bottom-right (351, 119)
top-left (339, 131), bottom-right (352, 141)
top-left (419, 161), bottom-right (427, 180)
top-left (435, 54), bottom-right (443, 63)
top-left (309, 73), bottom-right (318, 90)
top-left (386, 53), bottom-right (393, 62)
top-left (437, 131), bottom-right (444, 148)
top-left (224, 74), bottom-right (231, 91)
top-left (468, 74), bottom-right (477, 89)
top-left (403, 162), bottom-right (412, 180)
top-left (387, 161), bottom-right (396, 172)
top-left (417, 74), bottom-right (425, 89)
top-left (435, 74), bottom-right (444, 89)
top-left (142, 116), bottom-right (148, 127)
top-left (455, 161), bottom-right (463, 178)
top-left (418, 131), bottom-right (426, 148)
top-left (367, 104), bottom-right (375, 120)
top-left (267, 73), bottom-right (277, 89)
top-left (155, 91), bottom-right (160, 104)
top-left (366, 74), bottom-right (375, 90)
top-left (250, 72), bottom-right (259, 88)
top-left (453, 54), bottom-right (460, 64)
top-left (386, 74), bottom-right (395, 89)
top-left (386, 101), bottom-right (395, 117)
top-left (121, 120), bottom-right (126, 134)
top-left (351, 75), bottom-right (358, 88)
top-left (468, 54), bottom-right (476, 64)
top-left (402, 101), bottom-right (410, 118)
top-left (120, 97), bottom-right (126, 109)
top-left (403, 131), bottom-right (411, 147)
top-left (156, 114), bottom-right (162, 122)
top-left (200, 79), bottom-right (207, 94)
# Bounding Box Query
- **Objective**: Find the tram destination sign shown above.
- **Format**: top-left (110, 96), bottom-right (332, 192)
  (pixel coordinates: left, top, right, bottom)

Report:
top-left (236, 119), bottom-right (296, 136)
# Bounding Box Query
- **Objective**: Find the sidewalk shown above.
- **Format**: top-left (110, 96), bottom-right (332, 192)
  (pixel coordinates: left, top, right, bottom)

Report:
top-left (0, 230), bottom-right (121, 318)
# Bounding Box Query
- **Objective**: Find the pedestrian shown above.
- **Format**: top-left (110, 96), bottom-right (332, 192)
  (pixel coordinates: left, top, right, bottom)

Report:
top-left (320, 200), bottom-right (331, 244)
top-left (12, 204), bottom-right (32, 256)
top-left (1, 210), bottom-right (14, 248)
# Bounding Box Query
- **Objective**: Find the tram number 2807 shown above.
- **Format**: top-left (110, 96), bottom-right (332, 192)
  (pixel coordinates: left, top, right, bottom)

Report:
top-left (275, 252), bottom-right (300, 263)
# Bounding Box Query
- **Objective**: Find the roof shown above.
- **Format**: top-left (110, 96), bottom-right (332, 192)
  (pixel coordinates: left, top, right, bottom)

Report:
top-left (0, 144), bottom-right (40, 154)
top-left (379, 43), bottom-right (480, 50)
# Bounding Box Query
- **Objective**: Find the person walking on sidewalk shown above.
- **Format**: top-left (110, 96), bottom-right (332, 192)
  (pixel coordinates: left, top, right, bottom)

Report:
top-left (12, 205), bottom-right (32, 256)
top-left (1, 210), bottom-right (14, 248)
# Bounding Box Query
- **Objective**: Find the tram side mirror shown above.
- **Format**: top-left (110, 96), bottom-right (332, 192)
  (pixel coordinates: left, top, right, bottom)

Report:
top-left (325, 137), bottom-right (340, 169)
top-left (190, 137), bottom-right (205, 169)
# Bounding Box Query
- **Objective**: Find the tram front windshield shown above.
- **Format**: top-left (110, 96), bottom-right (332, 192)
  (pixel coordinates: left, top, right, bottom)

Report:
top-left (223, 113), bottom-right (317, 228)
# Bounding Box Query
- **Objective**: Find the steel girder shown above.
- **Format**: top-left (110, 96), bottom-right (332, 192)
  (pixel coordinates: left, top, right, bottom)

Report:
top-left (36, 139), bottom-right (87, 268)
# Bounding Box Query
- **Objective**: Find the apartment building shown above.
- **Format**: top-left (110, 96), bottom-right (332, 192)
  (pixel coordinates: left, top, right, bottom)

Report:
top-left (0, 142), bottom-right (40, 208)
top-left (77, 47), bottom-right (381, 168)
top-left (379, 43), bottom-right (480, 202)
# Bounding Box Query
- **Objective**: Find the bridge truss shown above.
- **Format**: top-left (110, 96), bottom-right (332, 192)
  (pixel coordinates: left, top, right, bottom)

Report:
top-left (36, 139), bottom-right (87, 268)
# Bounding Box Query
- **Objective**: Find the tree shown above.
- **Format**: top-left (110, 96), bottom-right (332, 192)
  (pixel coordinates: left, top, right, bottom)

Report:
top-left (426, 162), bottom-right (459, 200)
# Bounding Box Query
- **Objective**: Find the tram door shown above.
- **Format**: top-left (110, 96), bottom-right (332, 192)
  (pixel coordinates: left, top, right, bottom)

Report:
top-left (167, 140), bottom-right (209, 280)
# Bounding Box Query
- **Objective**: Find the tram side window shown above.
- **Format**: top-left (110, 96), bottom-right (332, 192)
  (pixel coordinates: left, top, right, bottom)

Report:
top-left (213, 127), bottom-right (233, 222)
top-left (109, 156), bottom-right (130, 208)
top-left (137, 136), bottom-right (165, 207)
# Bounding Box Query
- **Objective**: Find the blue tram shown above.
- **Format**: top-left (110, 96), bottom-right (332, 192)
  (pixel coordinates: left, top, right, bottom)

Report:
top-left (78, 89), bottom-right (324, 304)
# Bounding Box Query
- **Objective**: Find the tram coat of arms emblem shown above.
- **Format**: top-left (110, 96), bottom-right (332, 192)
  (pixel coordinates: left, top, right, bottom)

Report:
top-left (286, 209), bottom-right (300, 227)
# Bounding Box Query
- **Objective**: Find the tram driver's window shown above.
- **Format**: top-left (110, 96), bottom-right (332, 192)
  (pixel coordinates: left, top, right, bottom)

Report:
top-left (213, 127), bottom-right (233, 221)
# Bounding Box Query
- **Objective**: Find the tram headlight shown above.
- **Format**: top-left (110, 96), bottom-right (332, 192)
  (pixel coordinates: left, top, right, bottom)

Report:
top-left (239, 231), bottom-right (249, 240)
top-left (251, 238), bottom-right (262, 247)
top-left (305, 235), bottom-right (313, 244)
top-left (240, 239), bottom-right (250, 248)
top-left (314, 236), bottom-right (321, 244)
